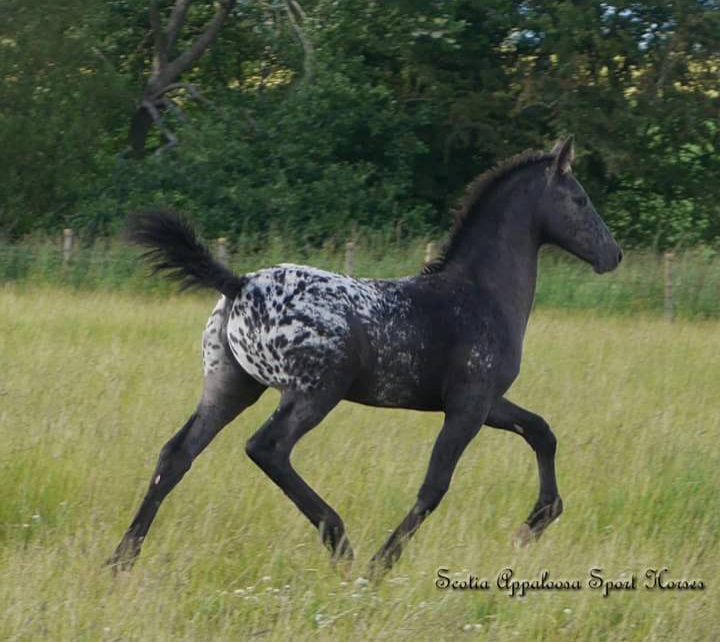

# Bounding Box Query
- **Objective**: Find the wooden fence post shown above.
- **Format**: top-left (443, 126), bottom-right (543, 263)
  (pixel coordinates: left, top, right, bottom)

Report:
top-left (664, 251), bottom-right (674, 322)
top-left (424, 241), bottom-right (437, 265)
top-left (216, 237), bottom-right (227, 263)
top-left (344, 239), bottom-right (355, 275)
top-left (62, 228), bottom-right (74, 264)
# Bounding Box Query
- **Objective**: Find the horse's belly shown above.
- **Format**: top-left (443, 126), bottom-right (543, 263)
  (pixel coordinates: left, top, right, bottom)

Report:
top-left (344, 344), bottom-right (443, 410)
top-left (345, 379), bottom-right (443, 411)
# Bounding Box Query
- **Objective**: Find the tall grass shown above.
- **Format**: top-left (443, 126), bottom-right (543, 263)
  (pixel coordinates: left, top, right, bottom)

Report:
top-left (1, 236), bottom-right (719, 317)
top-left (0, 288), bottom-right (718, 640)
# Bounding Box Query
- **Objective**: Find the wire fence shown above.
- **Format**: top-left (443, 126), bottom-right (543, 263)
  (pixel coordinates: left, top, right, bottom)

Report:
top-left (1, 230), bottom-right (719, 318)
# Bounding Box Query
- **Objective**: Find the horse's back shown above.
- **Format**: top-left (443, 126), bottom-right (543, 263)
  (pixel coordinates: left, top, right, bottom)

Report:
top-left (220, 264), bottom-right (401, 391)
top-left (204, 264), bottom-right (509, 408)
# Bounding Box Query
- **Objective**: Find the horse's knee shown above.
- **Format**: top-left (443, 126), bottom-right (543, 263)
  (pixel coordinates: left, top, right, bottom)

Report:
top-left (538, 420), bottom-right (557, 455)
top-left (245, 433), bottom-right (268, 465)
top-left (525, 416), bottom-right (556, 456)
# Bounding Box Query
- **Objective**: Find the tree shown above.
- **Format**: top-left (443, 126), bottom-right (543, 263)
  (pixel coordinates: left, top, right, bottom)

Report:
top-left (0, 0), bottom-right (130, 236)
top-left (128, 0), bottom-right (238, 158)
top-left (511, 0), bottom-right (720, 246)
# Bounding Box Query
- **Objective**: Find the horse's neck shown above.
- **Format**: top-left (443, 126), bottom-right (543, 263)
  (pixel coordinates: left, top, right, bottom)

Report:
top-left (445, 187), bottom-right (541, 331)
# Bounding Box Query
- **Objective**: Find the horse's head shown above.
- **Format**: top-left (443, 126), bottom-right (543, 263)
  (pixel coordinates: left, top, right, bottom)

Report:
top-left (539, 137), bottom-right (622, 274)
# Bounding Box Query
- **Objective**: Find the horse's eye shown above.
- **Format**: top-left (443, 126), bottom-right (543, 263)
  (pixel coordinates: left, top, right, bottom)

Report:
top-left (573, 195), bottom-right (588, 207)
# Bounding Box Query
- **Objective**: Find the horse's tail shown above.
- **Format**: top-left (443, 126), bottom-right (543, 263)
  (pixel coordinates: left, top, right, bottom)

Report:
top-left (127, 208), bottom-right (245, 299)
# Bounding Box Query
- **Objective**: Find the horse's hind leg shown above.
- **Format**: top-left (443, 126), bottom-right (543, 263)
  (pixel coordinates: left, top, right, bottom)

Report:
top-left (108, 307), bottom-right (266, 570)
top-left (245, 387), bottom-right (353, 572)
top-left (485, 396), bottom-right (563, 546)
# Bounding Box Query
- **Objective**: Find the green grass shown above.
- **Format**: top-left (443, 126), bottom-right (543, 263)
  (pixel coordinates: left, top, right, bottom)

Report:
top-left (0, 287), bottom-right (718, 641)
top-left (1, 236), bottom-right (720, 317)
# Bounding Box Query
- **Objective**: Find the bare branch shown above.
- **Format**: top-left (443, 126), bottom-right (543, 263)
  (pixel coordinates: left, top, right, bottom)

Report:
top-left (131, 0), bottom-right (237, 156)
top-left (147, 81), bottom-right (215, 110)
top-left (289, 0), bottom-right (307, 21)
top-left (166, 0), bottom-right (194, 52)
top-left (167, 0), bottom-right (238, 80)
top-left (163, 82), bottom-right (215, 108)
top-left (142, 100), bottom-right (179, 154)
top-left (149, 0), bottom-right (169, 73)
top-left (284, 0), bottom-right (314, 82)
top-left (158, 96), bottom-right (188, 121)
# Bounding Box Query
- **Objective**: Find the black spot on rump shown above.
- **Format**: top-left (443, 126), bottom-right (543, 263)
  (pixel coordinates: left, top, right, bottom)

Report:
top-left (292, 331), bottom-right (311, 345)
top-left (292, 312), bottom-right (320, 330)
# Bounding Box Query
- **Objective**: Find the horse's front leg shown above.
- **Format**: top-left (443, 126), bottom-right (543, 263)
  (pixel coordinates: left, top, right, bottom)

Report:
top-left (369, 403), bottom-right (487, 579)
top-left (485, 396), bottom-right (563, 546)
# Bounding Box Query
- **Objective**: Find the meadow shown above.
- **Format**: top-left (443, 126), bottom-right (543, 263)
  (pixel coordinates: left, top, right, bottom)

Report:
top-left (0, 286), bottom-right (718, 641)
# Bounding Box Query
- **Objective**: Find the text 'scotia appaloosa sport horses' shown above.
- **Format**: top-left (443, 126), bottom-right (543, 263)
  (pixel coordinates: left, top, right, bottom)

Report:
top-left (109, 138), bottom-right (622, 578)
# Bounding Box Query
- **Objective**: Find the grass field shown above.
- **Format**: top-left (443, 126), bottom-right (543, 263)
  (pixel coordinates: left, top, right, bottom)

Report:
top-left (1, 287), bottom-right (718, 641)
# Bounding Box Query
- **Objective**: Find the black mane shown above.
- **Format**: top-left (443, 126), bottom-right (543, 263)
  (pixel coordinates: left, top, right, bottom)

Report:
top-left (422, 149), bottom-right (554, 274)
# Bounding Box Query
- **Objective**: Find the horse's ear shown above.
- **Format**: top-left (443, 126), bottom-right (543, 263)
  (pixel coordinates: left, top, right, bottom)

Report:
top-left (550, 136), bottom-right (575, 175)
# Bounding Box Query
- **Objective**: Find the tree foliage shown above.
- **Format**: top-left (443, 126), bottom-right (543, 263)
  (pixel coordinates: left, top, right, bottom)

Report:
top-left (2, 0), bottom-right (719, 248)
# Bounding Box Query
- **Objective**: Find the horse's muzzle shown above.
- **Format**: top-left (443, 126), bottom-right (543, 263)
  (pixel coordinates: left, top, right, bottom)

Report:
top-left (593, 245), bottom-right (623, 274)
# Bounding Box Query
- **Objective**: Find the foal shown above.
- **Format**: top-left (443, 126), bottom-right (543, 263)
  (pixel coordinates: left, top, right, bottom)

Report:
top-left (109, 138), bottom-right (622, 577)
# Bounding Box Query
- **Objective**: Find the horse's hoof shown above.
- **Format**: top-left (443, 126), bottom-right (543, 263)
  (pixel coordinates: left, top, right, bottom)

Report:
top-left (106, 554), bottom-right (134, 575)
top-left (107, 537), bottom-right (142, 574)
top-left (511, 523), bottom-right (535, 549)
top-left (366, 555), bottom-right (394, 585)
top-left (333, 557), bottom-right (354, 581)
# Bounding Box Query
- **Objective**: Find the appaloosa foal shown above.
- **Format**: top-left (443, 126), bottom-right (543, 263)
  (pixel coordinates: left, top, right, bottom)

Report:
top-left (109, 138), bottom-right (622, 577)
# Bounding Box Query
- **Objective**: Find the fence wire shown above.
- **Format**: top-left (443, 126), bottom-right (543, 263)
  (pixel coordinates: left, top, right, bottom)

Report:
top-left (0, 241), bottom-right (719, 318)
